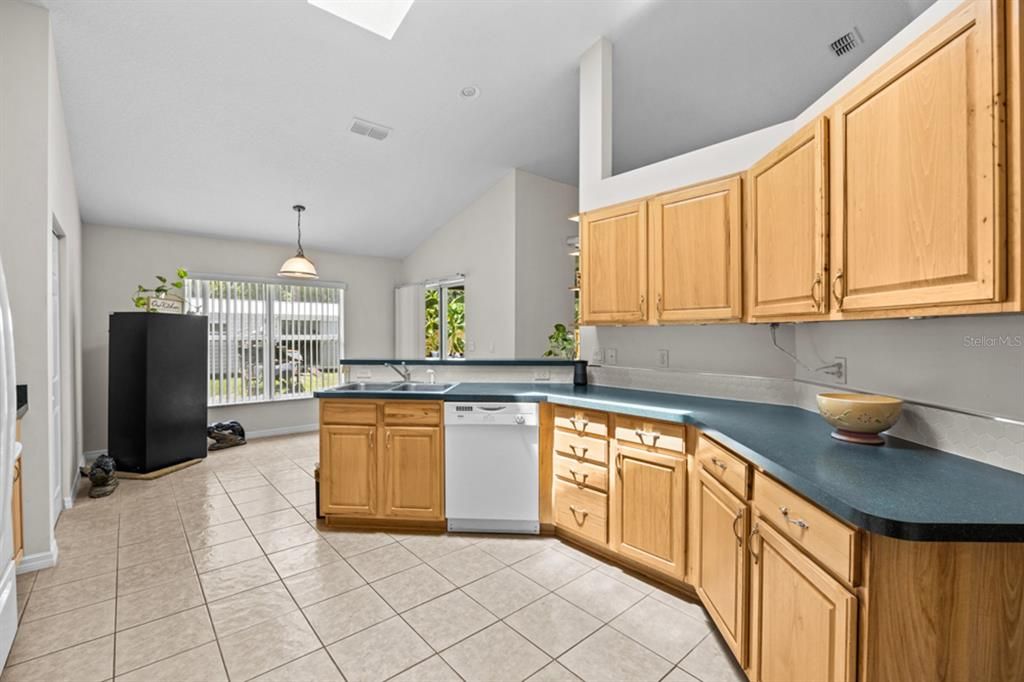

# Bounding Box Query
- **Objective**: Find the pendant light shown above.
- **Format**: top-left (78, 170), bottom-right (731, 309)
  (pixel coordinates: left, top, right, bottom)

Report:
top-left (277, 204), bottom-right (319, 279)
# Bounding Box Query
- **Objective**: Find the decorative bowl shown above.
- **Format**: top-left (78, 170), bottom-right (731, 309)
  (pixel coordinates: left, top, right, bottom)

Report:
top-left (816, 393), bottom-right (903, 445)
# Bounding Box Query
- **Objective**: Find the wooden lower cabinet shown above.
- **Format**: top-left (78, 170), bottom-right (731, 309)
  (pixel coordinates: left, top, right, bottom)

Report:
top-left (748, 519), bottom-right (857, 682)
top-left (319, 401), bottom-right (444, 524)
top-left (695, 469), bottom-right (748, 665)
top-left (320, 425), bottom-right (377, 516)
top-left (12, 454), bottom-right (23, 563)
top-left (381, 426), bottom-right (443, 519)
top-left (612, 444), bottom-right (686, 579)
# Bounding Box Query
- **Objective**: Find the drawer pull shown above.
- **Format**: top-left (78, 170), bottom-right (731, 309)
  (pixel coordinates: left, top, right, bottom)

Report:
top-left (710, 457), bottom-right (728, 471)
top-left (749, 523), bottom-right (762, 564)
top-left (732, 508), bottom-right (744, 546)
top-left (568, 505), bottom-right (589, 524)
top-left (568, 470), bottom-right (589, 488)
top-left (568, 418), bottom-right (590, 435)
top-left (779, 506), bottom-right (810, 530)
top-left (568, 444), bottom-right (588, 460)
top-left (634, 429), bottom-right (661, 447)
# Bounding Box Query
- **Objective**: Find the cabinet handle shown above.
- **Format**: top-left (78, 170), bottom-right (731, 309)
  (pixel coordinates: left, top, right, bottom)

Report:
top-left (368, 430), bottom-right (375, 449)
top-left (635, 429), bottom-right (661, 448)
top-left (810, 273), bottom-right (822, 311)
top-left (831, 270), bottom-right (844, 311)
top-left (656, 293), bottom-right (663, 315)
top-left (778, 506), bottom-right (809, 530)
top-left (710, 456), bottom-right (727, 472)
top-left (732, 508), bottom-right (744, 546)
top-left (569, 418), bottom-right (589, 435)
top-left (568, 444), bottom-right (588, 460)
top-left (640, 293), bottom-right (646, 310)
top-left (749, 523), bottom-right (762, 564)
top-left (385, 431), bottom-right (392, 449)
top-left (616, 452), bottom-right (623, 476)
top-left (569, 505), bottom-right (589, 524)
top-left (569, 469), bottom-right (589, 488)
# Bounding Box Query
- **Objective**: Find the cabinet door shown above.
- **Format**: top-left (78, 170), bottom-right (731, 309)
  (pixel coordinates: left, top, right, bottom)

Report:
top-left (580, 201), bottom-right (648, 323)
top-left (651, 176), bottom-right (742, 322)
top-left (381, 427), bottom-right (443, 520)
top-left (320, 425), bottom-right (377, 516)
top-left (695, 469), bottom-right (748, 666)
top-left (612, 445), bottom-right (685, 579)
top-left (748, 118), bottom-right (829, 318)
top-left (748, 520), bottom-right (857, 682)
top-left (831, 1), bottom-right (1003, 313)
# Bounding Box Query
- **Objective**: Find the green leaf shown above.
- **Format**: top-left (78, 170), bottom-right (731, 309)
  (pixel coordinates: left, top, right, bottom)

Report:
top-left (155, 285), bottom-right (168, 293)
top-left (176, 268), bottom-right (188, 279)
top-left (172, 281), bottom-right (183, 288)
top-left (156, 275), bottom-right (167, 283)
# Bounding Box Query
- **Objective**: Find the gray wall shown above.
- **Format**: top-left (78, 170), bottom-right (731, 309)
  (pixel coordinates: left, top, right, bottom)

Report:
top-left (81, 224), bottom-right (402, 452)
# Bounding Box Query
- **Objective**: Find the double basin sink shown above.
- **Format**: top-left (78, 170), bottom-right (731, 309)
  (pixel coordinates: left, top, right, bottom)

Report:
top-left (333, 381), bottom-right (457, 394)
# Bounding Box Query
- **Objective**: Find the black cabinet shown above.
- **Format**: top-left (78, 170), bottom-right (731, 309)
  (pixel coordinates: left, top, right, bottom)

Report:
top-left (108, 312), bottom-right (207, 473)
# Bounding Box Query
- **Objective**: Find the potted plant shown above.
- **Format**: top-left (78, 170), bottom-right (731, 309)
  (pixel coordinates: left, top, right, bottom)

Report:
top-left (544, 323), bottom-right (576, 359)
top-left (132, 268), bottom-right (188, 313)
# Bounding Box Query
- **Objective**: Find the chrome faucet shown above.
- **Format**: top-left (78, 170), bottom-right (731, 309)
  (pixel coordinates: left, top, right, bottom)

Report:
top-left (384, 362), bottom-right (412, 383)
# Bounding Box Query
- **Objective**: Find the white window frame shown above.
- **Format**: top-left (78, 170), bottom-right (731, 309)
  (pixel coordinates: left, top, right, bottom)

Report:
top-left (186, 272), bottom-right (346, 405)
top-left (425, 277), bottom-right (465, 360)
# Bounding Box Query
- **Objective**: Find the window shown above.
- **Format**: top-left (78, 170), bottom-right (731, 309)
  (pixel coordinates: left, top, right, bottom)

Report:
top-left (185, 276), bottom-right (344, 405)
top-left (424, 280), bottom-right (465, 359)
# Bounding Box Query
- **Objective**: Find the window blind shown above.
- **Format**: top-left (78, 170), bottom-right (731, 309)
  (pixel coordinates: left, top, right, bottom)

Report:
top-left (185, 276), bottom-right (344, 405)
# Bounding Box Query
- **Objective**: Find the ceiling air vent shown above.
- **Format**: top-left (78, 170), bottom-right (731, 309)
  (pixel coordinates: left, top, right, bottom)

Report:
top-left (350, 117), bottom-right (392, 141)
top-left (829, 28), bottom-right (862, 57)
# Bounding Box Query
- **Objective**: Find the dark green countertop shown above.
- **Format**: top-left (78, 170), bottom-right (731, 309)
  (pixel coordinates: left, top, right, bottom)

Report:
top-left (315, 382), bottom-right (1024, 542)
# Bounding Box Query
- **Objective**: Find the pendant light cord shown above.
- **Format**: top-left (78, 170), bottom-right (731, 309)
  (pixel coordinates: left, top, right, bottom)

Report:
top-left (294, 205), bottom-right (305, 256)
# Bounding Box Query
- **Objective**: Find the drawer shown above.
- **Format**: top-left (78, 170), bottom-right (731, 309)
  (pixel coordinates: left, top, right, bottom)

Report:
top-left (383, 401), bottom-right (441, 426)
top-left (555, 480), bottom-right (608, 545)
top-left (321, 401), bottom-right (378, 426)
top-left (554, 455), bottom-right (608, 492)
top-left (553, 429), bottom-right (609, 466)
top-left (553, 406), bottom-right (609, 438)
top-left (696, 436), bottom-right (750, 498)
top-left (615, 415), bottom-right (685, 453)
top-left (753, 471), bottom-right (859, 585)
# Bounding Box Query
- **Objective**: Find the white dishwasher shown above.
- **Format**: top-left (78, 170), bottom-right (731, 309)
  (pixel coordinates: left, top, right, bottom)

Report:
top-left (444, 402), bottom-right (539, 534)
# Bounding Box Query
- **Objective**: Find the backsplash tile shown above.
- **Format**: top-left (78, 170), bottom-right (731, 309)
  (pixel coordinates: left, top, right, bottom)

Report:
top-left (592, 365), bottom-right (1024, 475)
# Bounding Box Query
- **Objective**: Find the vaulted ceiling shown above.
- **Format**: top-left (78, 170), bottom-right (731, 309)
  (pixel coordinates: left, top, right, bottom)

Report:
top-left (42, 0), bottom-right (931, 258)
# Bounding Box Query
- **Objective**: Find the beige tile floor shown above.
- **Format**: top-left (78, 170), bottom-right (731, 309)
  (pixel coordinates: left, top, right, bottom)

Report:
top-left (2, 433), bottom-right (746, 682)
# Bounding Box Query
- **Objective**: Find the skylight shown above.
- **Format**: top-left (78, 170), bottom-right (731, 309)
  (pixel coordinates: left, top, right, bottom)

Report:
top-left (307, 0), bottom-right (415, 40)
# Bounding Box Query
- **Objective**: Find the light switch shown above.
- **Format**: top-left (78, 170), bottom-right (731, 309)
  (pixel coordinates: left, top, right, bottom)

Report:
top-left (657, 349), bottom-right (669, 368)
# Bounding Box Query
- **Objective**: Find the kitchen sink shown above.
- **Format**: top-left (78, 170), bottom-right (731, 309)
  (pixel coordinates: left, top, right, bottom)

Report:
top-left (333, 382), bottom-right (404, 391)
top-left (389, 383), bottom-right (457, 393)
top-left (331, 382), bottom-right (457, 393)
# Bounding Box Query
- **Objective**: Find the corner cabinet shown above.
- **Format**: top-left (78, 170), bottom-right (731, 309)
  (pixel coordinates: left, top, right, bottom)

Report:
top-left (747, 117), bottom-right (829, 320)
top-left (830, 0), bottom-right (1004, 314)
top-left (651, 176), bottom-right (743, 322)
top-left (319, 400), bottom-right (444, 527)
top-left (579, 200), bottom-right (649, 324)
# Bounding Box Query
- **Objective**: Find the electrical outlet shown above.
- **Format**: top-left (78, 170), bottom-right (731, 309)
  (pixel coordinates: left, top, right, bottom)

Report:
top-left (657, 349), bottom-right (669, 368)
top-left (467, 340), bottom-right (476, 352)
top-left (592, 348), bottom-right (604, 363)
top-left (355, 369), bottom-right (373, 380)
top-left (534, 368), bottom-right (551, 381)
top-left (605, 348), bottom-right (618, 365)
top-left (824, 356), bottom-right (847, 384)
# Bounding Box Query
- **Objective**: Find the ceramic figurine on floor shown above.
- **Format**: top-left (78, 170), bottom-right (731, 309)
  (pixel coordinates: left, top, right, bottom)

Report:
top-left (84, 453), bottom-right (119, 497)
top-left (208, 420), bottom-right (246, 451)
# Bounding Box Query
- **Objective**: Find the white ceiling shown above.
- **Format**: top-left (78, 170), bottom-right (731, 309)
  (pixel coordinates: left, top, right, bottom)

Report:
top-left (43, 0), bottom-right (930, 259)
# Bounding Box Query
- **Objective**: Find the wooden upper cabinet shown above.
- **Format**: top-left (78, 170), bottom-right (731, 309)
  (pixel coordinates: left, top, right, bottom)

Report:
top-left (650, 176), bottom-right (743, 322)
top-left (748, 117), bottom-right (829, 318)
top-left (612, 444), bottom-right (686, 579)
top-left (381, 426), bottom-right (443, 520)
top-left (831, 0), bottom-right (1004, 313)
top-left (320, 425), bottom-right (377, 516)
top-left (580, 200), bottom-right (648, 324)
top-left (748, 519), bottom-right (857, 682)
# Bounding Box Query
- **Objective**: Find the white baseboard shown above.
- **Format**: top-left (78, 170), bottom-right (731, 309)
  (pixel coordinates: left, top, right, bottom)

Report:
top-left (64, 468), bottom-right (81, 510)
top-left (245, 424), bottom-right (318, 439)
top-left (82, 449), bottom-right (106, 463)
top-left (0, 558), bottom-right (16, 667)
top-left (17, 538), bottom-right (59, 574)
